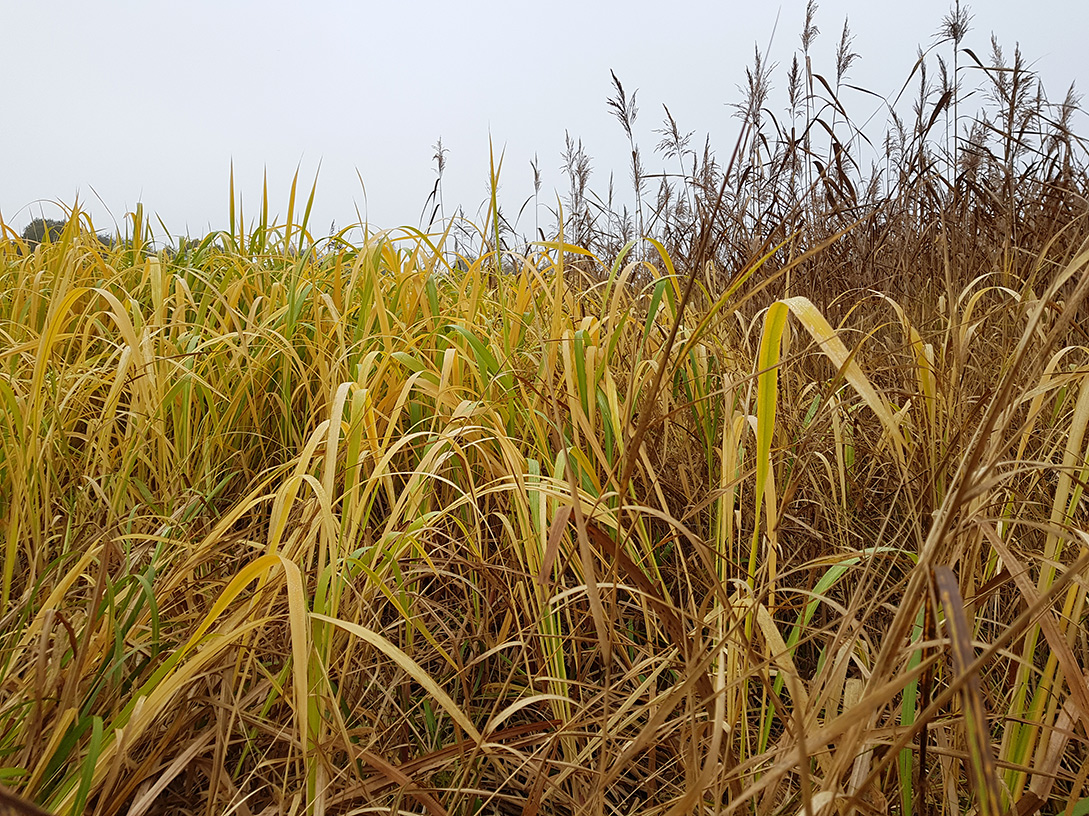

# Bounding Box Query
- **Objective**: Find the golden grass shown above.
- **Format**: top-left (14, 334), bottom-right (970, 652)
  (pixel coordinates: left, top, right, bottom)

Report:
top-left (4, 8), bottom-right (1089, 812)
top-left (0, 192), bottom-right (1087, 815)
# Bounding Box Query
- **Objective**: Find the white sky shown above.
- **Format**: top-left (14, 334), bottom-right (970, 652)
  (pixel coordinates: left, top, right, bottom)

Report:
top-left (3, 0), bottom-right (1087, 242)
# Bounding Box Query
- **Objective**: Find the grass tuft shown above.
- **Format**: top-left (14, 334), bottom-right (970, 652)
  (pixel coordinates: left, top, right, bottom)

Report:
top-left (3, 8), bottom-right (1089, 815)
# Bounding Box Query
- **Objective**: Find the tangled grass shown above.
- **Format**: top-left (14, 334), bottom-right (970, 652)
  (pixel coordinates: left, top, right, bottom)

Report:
top-left (3, 5), bottom-right (1089, 814)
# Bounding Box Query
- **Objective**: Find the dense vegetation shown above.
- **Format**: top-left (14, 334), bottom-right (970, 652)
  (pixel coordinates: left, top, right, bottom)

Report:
top-left (2, 4), bottom-right (1089, 814)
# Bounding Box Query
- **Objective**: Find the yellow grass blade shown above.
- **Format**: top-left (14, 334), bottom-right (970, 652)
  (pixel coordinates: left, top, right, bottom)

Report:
top-left (311, 613), bottom-right (482, 744)
top-left (781, 296), bottom-right (908, 459)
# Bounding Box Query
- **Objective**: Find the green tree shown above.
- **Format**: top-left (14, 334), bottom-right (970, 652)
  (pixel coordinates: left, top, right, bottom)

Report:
top-left (20, 218), bottom-right (66, 245)
top-left (20, 217), bottom-right (113, 250)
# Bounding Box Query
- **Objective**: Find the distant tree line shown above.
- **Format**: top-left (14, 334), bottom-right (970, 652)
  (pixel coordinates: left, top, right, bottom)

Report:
top-left (11, 218), bottom-right (228, 260)
top-left (20, 218), bottom-right (113, 250)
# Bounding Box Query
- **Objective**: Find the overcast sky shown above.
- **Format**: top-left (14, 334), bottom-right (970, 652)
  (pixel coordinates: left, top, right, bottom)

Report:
top-left (4, 1), bottom-right (1087, 243)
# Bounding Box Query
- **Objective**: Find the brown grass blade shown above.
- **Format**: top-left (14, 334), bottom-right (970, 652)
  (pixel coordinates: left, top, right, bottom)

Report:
top-left (934, 566), bottom-right (1003, 816)
top-left (0, 785), bottom-right (54, 816)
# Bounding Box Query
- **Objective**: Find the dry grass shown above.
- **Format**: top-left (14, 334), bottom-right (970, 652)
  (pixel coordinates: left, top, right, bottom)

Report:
top-left (2, 7), bottom-right (1089, 816)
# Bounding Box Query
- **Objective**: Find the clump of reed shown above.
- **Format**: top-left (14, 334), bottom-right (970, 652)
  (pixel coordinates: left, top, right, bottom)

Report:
top-left (1, 4), bottom-right (1088, 815)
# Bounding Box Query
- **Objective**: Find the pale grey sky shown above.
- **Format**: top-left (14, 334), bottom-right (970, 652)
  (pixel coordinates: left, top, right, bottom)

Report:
top-left (4, 0), bottom-right (1086, 242)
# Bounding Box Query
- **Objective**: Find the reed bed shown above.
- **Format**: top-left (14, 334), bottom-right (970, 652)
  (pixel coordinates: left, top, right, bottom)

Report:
top-left (2, 6), bottom-right (1089, 815)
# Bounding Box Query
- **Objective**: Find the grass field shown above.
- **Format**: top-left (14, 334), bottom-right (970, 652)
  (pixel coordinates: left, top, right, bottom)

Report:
top-left (2, 8), bottom-right (1089, 815)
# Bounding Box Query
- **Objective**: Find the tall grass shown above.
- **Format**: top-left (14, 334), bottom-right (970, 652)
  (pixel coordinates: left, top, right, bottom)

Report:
top-left (2, 7), bottom-right (1089, 816)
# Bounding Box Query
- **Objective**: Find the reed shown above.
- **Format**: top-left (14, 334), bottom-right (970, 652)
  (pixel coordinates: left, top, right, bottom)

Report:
top-left (1, 6), bottom-right (1088, 815)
